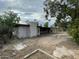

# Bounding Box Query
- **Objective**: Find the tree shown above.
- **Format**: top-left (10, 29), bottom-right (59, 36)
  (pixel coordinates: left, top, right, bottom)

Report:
top-left (44, 22), bottom-right (48, 28)
top-left (44, 0), bottom-right (79, 44)
top-left (44, 0), bottom-right (68, 31)
top-left (44, 0), bottom-right (79, 29)
top-left (44, 0), bottom-right (79, 19)
top-left (0, 11), bottom-right (20, 44)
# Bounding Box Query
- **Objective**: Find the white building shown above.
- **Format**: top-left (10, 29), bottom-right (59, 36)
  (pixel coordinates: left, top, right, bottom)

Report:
top-left (14, 21), bottom-right (38, 38)
top-left (14, 21), bottom-right (51, 39)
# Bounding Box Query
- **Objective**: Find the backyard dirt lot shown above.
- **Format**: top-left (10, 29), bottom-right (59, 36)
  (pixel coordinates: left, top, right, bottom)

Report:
top-left (0, 32), bottom-right (79, 59)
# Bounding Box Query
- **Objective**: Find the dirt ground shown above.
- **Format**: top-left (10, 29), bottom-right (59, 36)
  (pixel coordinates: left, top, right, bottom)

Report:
top-left (0, 32), bottom-right (79, 59)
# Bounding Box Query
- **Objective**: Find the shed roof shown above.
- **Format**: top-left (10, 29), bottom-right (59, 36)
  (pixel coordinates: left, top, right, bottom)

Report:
top-left (16, 21), bottom-right (37, 26)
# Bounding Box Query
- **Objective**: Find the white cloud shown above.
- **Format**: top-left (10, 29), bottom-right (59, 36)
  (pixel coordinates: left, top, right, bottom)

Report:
top-left (0, 0), bottom-right (15, 2)
top-left (10, 10), bottom-right (43, 21)
top-left (31, 13), bottom-right (43, 19)
top-left (11, 9), bottom-right (25, 14)
top-left (28, 5), bottom-right (33, 9)
top-left (0, 0), bottom-right (44, 13)
top-left (7, 0), bottom-right (15, 2)
top-left (51, 0), bottom-right (54, 2)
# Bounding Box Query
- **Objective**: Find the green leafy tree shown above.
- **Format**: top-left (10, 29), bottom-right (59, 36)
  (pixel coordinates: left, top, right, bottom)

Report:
top-left (44, 0), bottom-right (79, 19)
top-left (44, 0), bottom-right (79, 44)
top-left (68, 18), bottom-right (79, 44)
top-left (44, 0), bottom-right (69, 31)
top-left (0, 11), bottom-right (20, 43)
top-left (44, 22), bottom-right (48, 28)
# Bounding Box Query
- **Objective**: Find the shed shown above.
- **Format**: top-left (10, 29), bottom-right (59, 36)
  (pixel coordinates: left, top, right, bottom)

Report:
top-left (14, 21), bottom-right (38, 38)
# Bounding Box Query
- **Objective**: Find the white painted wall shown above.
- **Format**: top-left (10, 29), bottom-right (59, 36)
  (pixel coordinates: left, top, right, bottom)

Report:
top-left (37, 27), bottom-right (40, 36)
top-left (30, 22), bottom-right (38, 37)
top-left (14, 22), bottom-right (38, 38)
top-left (15, 26), bottom-right (30, 38)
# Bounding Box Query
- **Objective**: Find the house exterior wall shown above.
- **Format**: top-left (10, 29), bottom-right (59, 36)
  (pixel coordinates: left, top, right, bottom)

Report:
top-left (14, 22), bottom-right (39, 38)
top-left (14, 26), bottom-right (30, 38)
top-left (30, 22), bottom-right (38, 37)
top-left (37, 27), bottom-right (40, 36)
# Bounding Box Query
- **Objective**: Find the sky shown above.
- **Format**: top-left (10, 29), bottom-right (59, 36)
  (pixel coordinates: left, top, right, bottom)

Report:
top-left (0, 0), bottom-right (56, 27)
top-left (0, 0), bottom-right (44, 19)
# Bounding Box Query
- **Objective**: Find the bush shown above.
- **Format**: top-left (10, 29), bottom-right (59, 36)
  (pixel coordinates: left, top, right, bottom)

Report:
top-left (0, 11), bottom-right (20, 44)
top-left (0, 25), bottom-right (10, 44)
top-left (68, 18), bottom-right (79, 44)
top-left (44, 22), bottom-right (48, 28)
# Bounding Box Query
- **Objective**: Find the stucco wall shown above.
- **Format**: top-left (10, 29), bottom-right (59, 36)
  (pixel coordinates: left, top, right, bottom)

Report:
top-left (14, 22), bottom-right (38, 38)
top-left (15, 26), bottom-right (30, 38)
top-left (37, 27), bottom-right (40, 36)
top-left (30, 22), bottom-right (38, 37)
